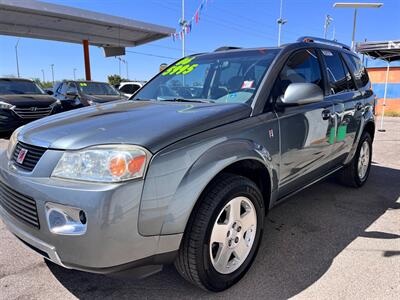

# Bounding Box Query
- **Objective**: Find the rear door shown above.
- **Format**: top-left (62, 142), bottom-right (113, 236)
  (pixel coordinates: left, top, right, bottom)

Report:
top-left (319, 49), bottom-right (363, 165)
top-left (273, 49), bottom-right (336, 196)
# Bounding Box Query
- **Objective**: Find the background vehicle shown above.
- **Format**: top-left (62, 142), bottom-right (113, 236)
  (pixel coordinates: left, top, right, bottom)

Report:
top-left (0, 78), bottom-right (61, 136)
top-left (118, 81), bottom-right (146, 98)
top-left (52, 80), bottom-right (127, 109)
top-left (0, 37), bottom-right (375, 292)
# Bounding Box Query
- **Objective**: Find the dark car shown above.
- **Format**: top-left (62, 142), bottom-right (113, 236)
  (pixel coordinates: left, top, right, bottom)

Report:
top-left (0, 78), bottom-right (62, 136)
top-left (51, 80), bottom-right (127, 110)
top-left (0, 37), bottom-right (375, 292)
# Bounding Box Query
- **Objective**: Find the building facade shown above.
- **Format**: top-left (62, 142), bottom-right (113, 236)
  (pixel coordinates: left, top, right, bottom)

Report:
top-left (367, 66), bottom-right (400, 115)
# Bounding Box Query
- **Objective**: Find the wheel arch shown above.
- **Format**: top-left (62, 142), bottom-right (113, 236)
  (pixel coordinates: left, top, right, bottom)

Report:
top-left (157, 139), bottom-right (277, 236)
top-left (363, 120), bottom-right (375, 141)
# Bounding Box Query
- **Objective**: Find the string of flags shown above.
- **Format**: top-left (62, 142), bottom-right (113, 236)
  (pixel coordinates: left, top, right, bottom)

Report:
top-left (171, 0), bottom-right (210, 41)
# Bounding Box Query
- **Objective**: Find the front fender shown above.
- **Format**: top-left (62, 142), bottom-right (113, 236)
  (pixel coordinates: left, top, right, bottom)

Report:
top-left (138, 138), bottom-right (276, 236)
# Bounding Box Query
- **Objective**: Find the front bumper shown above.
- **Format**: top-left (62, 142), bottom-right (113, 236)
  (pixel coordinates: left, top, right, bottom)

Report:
top-left (0, 150), bottom-right (181, 274)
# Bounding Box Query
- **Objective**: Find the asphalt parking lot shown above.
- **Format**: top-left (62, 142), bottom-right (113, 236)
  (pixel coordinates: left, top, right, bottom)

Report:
top-left (0, 118), bottom-right (399, 300)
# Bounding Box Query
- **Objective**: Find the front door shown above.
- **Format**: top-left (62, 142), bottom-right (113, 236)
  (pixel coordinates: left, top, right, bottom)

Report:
top-left (271, 49), bottom-right (336, 197)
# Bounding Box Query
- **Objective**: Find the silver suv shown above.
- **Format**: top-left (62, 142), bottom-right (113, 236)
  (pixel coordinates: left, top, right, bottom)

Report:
top-left (0, 37), bottom-right (375, 292)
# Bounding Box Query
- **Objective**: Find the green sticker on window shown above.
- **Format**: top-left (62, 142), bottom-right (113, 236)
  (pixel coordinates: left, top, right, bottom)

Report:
top-left (79, 83), bottom-right (87, 86)
top-left (162, 57), bottom-right (198, 76)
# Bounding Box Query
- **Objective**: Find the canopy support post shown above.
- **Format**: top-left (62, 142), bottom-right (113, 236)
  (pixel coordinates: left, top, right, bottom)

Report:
top-left (83, 39), bottom-right (91, 81)
top-left (378, 62), bottom-right (390, 132)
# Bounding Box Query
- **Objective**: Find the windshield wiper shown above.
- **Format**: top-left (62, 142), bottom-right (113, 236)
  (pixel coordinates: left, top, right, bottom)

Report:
top-left (163, 98), bottom-right (214, 103)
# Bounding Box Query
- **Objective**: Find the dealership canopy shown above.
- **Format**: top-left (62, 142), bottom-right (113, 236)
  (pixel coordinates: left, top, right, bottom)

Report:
top-left (356, 40), bottom-right (400, 62)
top-left (0, 0), bottom-right (175, 79)
top-left (356, 40), bottom-right (400, 131)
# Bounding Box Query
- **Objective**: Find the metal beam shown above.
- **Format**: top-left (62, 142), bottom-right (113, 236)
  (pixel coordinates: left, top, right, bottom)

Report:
top-left (83, 40), bottom-right (91, 81)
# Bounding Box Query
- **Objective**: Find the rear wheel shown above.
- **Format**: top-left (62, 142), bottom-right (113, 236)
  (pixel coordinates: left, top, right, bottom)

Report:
top-left (338, 131), bottom-right (372, 187)
top-left (174, 173), bottom-right (264, 291)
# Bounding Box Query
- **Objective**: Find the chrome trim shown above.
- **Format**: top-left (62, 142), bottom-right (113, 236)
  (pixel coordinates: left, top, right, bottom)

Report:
top-left (11, 106), bottom-right (53, 119)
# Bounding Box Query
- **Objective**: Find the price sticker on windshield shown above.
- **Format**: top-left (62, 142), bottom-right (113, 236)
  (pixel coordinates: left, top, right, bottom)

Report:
top-left (241, 80), bottom-right (254, 89)
top-left (162, 57), bottom-right (199, 76)
top-left (79, 83), bottom-right (88, 86)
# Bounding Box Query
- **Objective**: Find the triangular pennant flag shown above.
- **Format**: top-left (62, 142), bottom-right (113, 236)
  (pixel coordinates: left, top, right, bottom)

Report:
top-left (195, 10), bottom-right (199, 24)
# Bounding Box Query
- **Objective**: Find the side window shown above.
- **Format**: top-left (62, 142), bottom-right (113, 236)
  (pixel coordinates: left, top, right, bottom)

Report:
top-left (270, 49), bottom-right (323, 103)
top-left (345, 54), bottom-right (370, 88)
top-left (342, 56), bottom-right (357, 91)
top-left (322, 49), bottom-right (350, 94)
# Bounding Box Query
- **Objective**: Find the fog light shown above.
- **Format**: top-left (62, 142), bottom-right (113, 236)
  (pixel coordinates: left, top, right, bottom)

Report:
top-left (45, 203), bottom-right (87, 235)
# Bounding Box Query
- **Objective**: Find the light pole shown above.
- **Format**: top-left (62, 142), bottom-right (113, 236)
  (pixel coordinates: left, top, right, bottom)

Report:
top-left (50, 64), bottom-right (55, 84)
top-left (41, 69), bottom-right (45, 82)
top-left (15, 38), bottom-right (20, 78)
top-left (333, 2), bottom-right (383, 50)
top-left (73, 68), bottom-right (77, 80)
top-left (125, 60), bottom-right (129, 79)
top-left (277, 0), bottom-right (287, 46)
top-left (324, 15), bottom-right (333, 39)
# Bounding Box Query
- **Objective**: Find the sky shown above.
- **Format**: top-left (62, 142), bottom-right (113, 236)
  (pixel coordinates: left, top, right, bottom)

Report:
top-left (1, 0), bottom-right (399, 82)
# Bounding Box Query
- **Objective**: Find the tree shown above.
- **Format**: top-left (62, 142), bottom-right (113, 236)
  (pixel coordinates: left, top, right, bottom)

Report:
top-left (32, 78), bottom-right (53, 89)
top-left (108, 74), bottom-right (123, 86)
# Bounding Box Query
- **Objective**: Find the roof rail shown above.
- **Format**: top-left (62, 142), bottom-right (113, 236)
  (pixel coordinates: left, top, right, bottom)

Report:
top-left (214, 46), bottom-right (242, 52)
top-left (297, 36), bottom-right (351, 51)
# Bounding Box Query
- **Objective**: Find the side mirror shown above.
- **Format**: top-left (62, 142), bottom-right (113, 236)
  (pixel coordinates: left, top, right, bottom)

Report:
top-left (66, 91), bottom-right (78, 99)
top-left (279, 83), bottom-right (323, 106)
top-left (46, 90), bottom-right (54, 95)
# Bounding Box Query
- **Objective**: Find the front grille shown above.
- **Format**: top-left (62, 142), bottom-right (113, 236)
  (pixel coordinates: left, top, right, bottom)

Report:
top-left (12, 142), bottom-right (47, 172)
top-left (0, 180), bottom-right (40, 228)
top-left (12, 106), bottom-right (53, 119)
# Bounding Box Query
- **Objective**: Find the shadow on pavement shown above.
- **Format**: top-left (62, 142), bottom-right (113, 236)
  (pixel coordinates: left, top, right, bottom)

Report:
top-left (46, 164), bottom-right (400, 299)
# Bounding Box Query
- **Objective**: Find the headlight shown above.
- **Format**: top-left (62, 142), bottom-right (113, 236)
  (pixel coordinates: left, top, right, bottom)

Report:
top-left (50, 99), bottom-right (61, 107)
top-left (52, 145), bottom-right (151, 183)
top-left (6, 126), bottom-right (23, 159)
top-left (0, 101), bottom-right (13, 110)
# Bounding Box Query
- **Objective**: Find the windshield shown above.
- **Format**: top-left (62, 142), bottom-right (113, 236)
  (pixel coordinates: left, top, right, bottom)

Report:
top-left (77, 82), bottom-right (120, 95)
top-left (0, 80), bottom-right (44, 95)
top-left (133, 49), bottom-right (279, 104)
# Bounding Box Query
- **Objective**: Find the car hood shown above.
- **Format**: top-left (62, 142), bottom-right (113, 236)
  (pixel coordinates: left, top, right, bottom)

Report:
top-left (19, 101), bottom-right (251, 152)
top-left (0, 94), bottom-right (57, 107)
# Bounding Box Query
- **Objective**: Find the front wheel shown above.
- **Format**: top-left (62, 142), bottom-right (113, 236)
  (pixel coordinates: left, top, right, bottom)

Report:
top-left (338, 131), bottom-right (372, 187)
top-left (174, 173), bottom-right (264, 291)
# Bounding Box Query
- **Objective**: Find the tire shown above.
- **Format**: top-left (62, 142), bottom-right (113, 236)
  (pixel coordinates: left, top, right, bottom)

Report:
top-left (338, 131), bottom-right (372, 187)
top-left (174, 173), bottom-right (265, 292)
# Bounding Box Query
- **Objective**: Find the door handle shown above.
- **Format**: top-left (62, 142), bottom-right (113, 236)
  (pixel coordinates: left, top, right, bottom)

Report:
top-left (322, 109), bottom-right (331, 120)
top-left (355, 102), bottom-right (363, 111)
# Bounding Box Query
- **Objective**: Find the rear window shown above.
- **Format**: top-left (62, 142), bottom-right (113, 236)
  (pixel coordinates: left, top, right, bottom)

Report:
top-left (0, 80), bottom-right (44, 95)
top-left (120, 84), bottom-right (141, 94)
top-left (344, 54), bottom-right (370, 88)
top-left (77, 82), bottom-right (119, 95)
